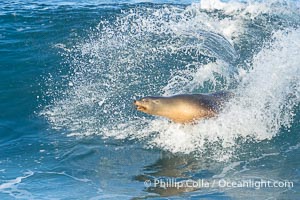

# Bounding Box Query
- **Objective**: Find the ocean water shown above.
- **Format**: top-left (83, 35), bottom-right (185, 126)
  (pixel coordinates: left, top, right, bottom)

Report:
top-left (0, 0), bottom-right (300, 199)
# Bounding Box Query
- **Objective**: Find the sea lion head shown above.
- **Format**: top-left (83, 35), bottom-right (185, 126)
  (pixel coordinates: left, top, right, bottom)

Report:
top-left (133, 96), bottom-right (163, 115)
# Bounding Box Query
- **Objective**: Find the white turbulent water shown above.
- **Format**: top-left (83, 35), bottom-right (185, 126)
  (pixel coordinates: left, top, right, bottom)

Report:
top-left (42, 0), bottom-right (300, 160)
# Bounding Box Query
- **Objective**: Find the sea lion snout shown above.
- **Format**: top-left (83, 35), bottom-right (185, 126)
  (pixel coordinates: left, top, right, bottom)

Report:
top-left (133, 99), bottom-right (139, 106)
top-left (133, 99), bottom-right (147, 112)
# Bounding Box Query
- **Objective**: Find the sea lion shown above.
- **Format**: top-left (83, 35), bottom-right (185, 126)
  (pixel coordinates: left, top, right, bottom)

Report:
top-left (133, 91), bottom-right (233, 123)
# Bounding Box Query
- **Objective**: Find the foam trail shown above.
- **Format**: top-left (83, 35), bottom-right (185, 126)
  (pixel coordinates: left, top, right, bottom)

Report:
top-left (0, 171), bottom-right (34, 199)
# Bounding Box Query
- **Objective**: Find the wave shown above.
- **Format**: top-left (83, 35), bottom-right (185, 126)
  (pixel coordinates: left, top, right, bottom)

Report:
top-left (40, 0), bottom-right (300, 160)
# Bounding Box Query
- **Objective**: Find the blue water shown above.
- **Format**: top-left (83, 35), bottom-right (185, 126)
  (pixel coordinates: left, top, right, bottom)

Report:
top-left (1, 0), bottom-right (300, 199)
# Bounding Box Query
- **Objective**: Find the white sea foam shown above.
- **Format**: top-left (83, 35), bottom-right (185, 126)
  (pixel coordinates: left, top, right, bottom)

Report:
top-left (147, 29), bottom-right (300, 156)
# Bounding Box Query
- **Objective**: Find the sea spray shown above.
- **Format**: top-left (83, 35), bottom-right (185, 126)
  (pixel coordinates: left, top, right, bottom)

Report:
top-left (41, 0), bottom-right (300, 159)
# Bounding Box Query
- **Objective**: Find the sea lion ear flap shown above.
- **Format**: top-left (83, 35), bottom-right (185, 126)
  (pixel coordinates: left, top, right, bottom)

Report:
top-left (153, 99), bottom-right (160, 104)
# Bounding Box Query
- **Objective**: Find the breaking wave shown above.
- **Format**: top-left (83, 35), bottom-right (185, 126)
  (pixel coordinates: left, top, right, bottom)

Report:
top-left (41, 0), bottom-right (300, 160)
